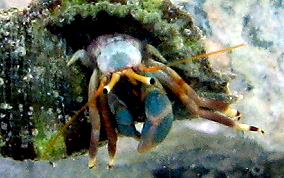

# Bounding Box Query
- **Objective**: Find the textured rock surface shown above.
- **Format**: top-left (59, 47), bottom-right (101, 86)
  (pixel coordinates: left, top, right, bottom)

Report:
top-left (1, 0), bottom-right (284, 177)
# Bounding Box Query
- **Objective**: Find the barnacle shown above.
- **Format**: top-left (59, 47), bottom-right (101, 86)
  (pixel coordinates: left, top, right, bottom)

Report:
top-left (0, 0), bottom-right (262, 167)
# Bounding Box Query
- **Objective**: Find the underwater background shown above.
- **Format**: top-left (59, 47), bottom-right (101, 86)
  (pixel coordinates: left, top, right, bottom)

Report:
top-left (1, 0), bottom-right (284, 177)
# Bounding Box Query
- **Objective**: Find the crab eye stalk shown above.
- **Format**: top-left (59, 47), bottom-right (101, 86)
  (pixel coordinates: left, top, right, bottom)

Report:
top-left (103, 69), bottom-right (155, 94)
top-left (124, 69), bottom-right (155, 85)
top-left (103, 72), bottom-right (121, 94)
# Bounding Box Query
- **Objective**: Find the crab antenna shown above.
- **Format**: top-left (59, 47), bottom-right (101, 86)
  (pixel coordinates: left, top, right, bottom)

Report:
top-left (103, 72), bottom-right (121, 94)
top-left (41, 79), bottom-right (105, 160)
top-left (124, 69), bottom-right (155, 85)
top-left (141, 44), bottom-right (246, 72)
top-left (41, 104), bottom-right (87, 159)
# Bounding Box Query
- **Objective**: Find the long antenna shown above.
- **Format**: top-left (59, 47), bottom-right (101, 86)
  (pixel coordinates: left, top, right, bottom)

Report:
top-left (141, 44), bottom-right (245, 72)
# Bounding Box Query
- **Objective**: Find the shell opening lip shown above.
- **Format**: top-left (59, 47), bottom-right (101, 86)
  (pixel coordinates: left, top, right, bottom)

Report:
top-left (47, 12), bottom-right (158, 55)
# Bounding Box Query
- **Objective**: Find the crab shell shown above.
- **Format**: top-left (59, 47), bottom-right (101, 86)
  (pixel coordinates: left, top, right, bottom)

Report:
top-left (0, 0), bottom-right (239, 162)
top-left (90, 34), bottom-right (142, 73)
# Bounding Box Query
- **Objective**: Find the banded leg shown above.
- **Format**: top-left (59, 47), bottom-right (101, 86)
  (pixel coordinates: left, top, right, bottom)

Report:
top-left (98, 90), bottom-right (118, 168)
top-left (147, 59), bottom-right (239, 117)
top-left (162, 64), bottom-right (240, 117)
top-left (149, 60), bottom-right (263, 133)
top-left (88, 69), bottom-right (102, 169)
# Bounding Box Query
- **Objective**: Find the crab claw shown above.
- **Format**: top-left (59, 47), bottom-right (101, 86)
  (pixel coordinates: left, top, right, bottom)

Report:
top-left (137, 88), bottom-right (174, 153)
top-left (108, 92), bottom-right (141, 139)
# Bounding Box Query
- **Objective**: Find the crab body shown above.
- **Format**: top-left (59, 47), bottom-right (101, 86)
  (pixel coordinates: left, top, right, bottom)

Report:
top-left (90, 35), bottom-right (142, 73)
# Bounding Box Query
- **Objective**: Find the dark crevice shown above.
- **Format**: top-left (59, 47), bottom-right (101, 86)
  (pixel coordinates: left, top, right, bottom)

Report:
top-left (47, 11), bottom-right (159, 53)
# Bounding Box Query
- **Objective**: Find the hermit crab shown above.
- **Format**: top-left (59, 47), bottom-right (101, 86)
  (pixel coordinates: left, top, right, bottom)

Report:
top-left (42, 31), bottom-right (264, 168)
top-left (0, 0), bottom-right (263, 168)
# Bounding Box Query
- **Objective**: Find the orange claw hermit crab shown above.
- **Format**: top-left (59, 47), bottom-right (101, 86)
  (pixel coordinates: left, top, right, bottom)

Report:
top-left (24, 0), bottom-right (265, 169)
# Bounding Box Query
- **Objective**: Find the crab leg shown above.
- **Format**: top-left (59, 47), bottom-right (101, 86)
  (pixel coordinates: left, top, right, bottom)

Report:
top-left (145, 44), bottom-right (167, 63)
top-left (146, 60), bottom-right (239, 117)
top-left (162, 65), bottom-right (240, 117)
top-left (149, 63), bottom-right (263, 133)
top-left (98, 88), bottom-right (118, 168)
top-left (88, 69), bottom-right (104, 169)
